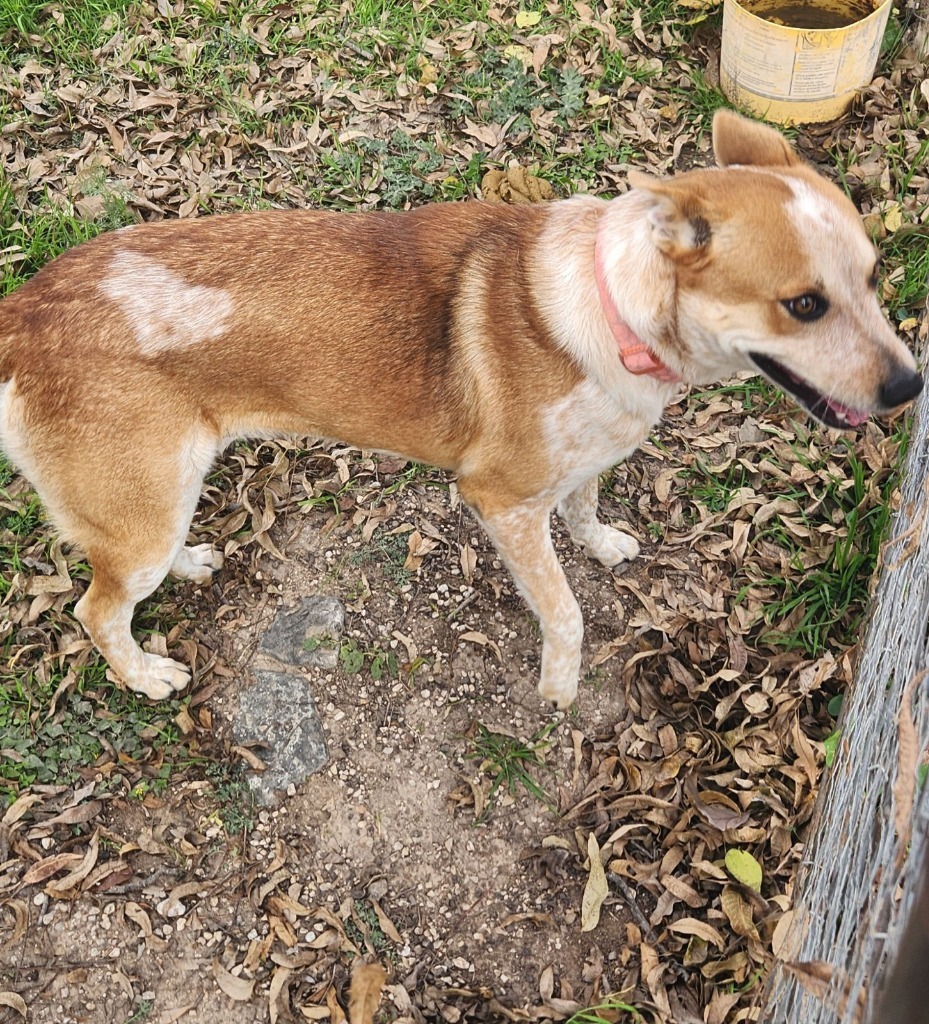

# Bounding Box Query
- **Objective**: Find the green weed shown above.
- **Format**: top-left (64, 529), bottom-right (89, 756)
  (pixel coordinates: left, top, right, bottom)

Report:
top-left (204, 761), bottom-right (256, 835)
top-left (349, 532), bottom-right (412, 586)
top-left (467, 721), bottom-right (558, 819)
top-left (337, 636), bottom-right (398, 681)
top-left (124, 1000), bottom-right (155, 1024)
top-left (0, 659), bottom-right (187, 804)
top-left (344, 898), bottom-right (397, 959)
top-left (566, 999), bottom-right (645, 1024)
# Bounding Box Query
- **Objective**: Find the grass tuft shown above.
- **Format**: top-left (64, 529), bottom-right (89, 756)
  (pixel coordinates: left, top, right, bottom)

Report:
top-left (466, 721), bottom-right (558, 819)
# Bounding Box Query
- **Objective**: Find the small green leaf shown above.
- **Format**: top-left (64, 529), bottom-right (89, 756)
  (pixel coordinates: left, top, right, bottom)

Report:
top-left (827, 694), bottom-right (844, 717)
top-left (725, 849), bottom-right (763, 893)
top-left (823, 729), bottom-right (840, 768)
top-left (340, 645), bottom-right (365, 675)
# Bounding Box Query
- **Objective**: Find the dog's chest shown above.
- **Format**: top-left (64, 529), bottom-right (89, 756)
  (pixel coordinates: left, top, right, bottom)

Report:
top-left (541, 380), bottom-right (665, 496)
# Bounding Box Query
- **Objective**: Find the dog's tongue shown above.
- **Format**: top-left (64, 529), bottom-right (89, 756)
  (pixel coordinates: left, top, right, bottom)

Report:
top-left (826, 396), bottom-right (869, 426)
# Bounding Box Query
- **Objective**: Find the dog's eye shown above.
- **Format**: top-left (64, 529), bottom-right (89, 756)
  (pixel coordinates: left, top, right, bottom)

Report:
top-left (783, 293), bottom-right (828, 321)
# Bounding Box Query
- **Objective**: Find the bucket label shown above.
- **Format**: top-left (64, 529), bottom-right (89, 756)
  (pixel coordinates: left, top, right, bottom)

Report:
top-left (720, 0), bottom-right (891, 120)
top-left (722, 21), bottom-right (846, 99)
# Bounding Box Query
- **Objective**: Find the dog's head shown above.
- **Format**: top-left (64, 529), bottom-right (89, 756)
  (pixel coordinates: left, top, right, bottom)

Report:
top-left (631, 110), bottom-right (921, 428)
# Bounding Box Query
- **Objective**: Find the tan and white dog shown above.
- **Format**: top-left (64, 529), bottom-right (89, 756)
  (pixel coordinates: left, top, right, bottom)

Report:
top-left (0, 111), bottom-right (921, 709)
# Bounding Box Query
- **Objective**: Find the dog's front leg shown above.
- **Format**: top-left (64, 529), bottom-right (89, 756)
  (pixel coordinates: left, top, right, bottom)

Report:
top-left (476, 503), bottom-right (584, 709)
top-left (558, 476), bottom-right (639, 566)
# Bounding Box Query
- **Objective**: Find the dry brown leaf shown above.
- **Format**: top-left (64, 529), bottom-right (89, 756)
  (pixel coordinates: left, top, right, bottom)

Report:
top-left (1, 793), bottom-right (42, 826)
top-left (685, 777), bottom-right (751, 831)
top-left (403, 529), bottom-right (438, 571)
top-left (21, 852), bottom-right (84, 886)
top-left (720, 886), bottom-right (757, 939)
top-left (212, 960), bottom-right (254, 1002)
top-left (667, 917), bottom-right (725, 949)
top-left (783, 960), bottom-right (866, 1021)
top-left (370, 899), bottom-right (402, 944)
top-left (45, 832), bottom-right (99, 898)
top-left (702, 951), bottom-right (751, 980)
top-left (348, 963), bottom-right (387, 1024)
top-left (326, 985), bottom-right (348, 1023)
top-left (0, 992), bottom-right (27, 1017)
top-left (458, 630), bottom-right (502, 661)
top-left (772, 909), bottom-right (797, 959)
top-left (268, 966), bottom-right (293, 1024)
top-left (581, 832), bottom-right (608, 932)
top-left (0, 901), bottom-right (28, 958)
top-left (298, 1008), bottom-right (331, 1021)
top-left (704, 986), bottom-right (741, 1024)
top-left (459, 542), bottom-right (477, 582)
top-left (893, 670), bottom-right (924, 870)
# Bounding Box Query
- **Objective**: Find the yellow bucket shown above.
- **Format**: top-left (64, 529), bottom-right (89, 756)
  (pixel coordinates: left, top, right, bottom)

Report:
top-left (720, 0), bottom-right (892, 124)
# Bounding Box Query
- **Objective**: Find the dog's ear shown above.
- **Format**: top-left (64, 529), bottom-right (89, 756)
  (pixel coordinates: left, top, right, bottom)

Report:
top-left (712, 109), bottom-right (802, 168)
top-left (628, 171), bottom-right (712, 262)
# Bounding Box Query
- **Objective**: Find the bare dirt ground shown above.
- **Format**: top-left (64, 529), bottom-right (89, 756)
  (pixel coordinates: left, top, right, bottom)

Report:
top-left (9, 454), bottom-right (655, 1024)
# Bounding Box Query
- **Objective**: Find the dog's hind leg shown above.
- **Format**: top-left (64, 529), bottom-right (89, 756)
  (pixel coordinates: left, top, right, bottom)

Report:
top-left (64, 432), bottom-right (218, 700)
top-left (475, 501), bottom-right (584, 710)
top-left (558, 476), bottom-right (639, 566)
top-left (74, 546), bottom-right (194, 700)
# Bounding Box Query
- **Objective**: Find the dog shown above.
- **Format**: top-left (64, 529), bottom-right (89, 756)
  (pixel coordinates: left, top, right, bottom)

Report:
top-left (0, 111), bottom-right (921, 709)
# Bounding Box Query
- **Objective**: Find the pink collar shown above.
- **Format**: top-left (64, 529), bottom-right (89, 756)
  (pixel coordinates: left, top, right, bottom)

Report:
top-left (594, 227), bottom-right (682, 384)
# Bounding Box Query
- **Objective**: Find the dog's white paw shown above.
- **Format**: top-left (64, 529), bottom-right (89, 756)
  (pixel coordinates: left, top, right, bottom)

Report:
top-left (128, 654), bottom-right (191, 700)
top-left (171, 544), bottom-right (224, 585)
top-left (583, 525), bottom-right (640, 566)
top-left (538, 677), bottom-right (578, 711)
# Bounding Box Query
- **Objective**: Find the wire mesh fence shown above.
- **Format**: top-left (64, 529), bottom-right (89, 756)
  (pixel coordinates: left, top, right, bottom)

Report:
top-left (760, 375), bottom-right (929, 1022)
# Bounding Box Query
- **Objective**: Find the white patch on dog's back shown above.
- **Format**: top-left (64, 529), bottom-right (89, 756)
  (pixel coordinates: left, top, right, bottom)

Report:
top-left (101, 252), bottom-right (234, 355)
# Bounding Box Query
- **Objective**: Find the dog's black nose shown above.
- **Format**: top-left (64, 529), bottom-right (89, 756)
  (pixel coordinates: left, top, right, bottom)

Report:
top-left (880, 368), bottom-right (923, 408)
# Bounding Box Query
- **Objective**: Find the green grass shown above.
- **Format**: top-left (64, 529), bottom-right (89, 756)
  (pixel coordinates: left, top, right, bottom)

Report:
top-left (691, 377), bottom-right (782, 418)
top-left (0, 0), bottom-right (136, 69)
top-left (566, 1000), bottom-right (645, 1024)
top-left (684, 458), bottom-right (751, 516)
top-left (879, 227), bottom-right (929, 325)
top-left (749, 442), bottom-right (902, 655)
top-left (0, 175), bottom-right (135, 294)
top-left (466, 721), bottom-right (558, 820)
top-left (0, 658), bottom-right (189, 803)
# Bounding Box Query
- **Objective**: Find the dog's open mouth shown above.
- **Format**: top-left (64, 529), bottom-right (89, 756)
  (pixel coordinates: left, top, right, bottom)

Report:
top-left (748, 353), bottom-right (869, 430)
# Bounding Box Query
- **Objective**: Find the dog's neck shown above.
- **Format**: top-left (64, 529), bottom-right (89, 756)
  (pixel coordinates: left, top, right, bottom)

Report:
top-left (594, 224), bottom-right (681, 384)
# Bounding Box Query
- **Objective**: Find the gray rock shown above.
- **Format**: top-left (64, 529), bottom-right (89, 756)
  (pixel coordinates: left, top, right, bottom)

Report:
top-left (233, 669), bottom-right (328, 805)
top-left (257, 595), bottom-right (344, 668)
